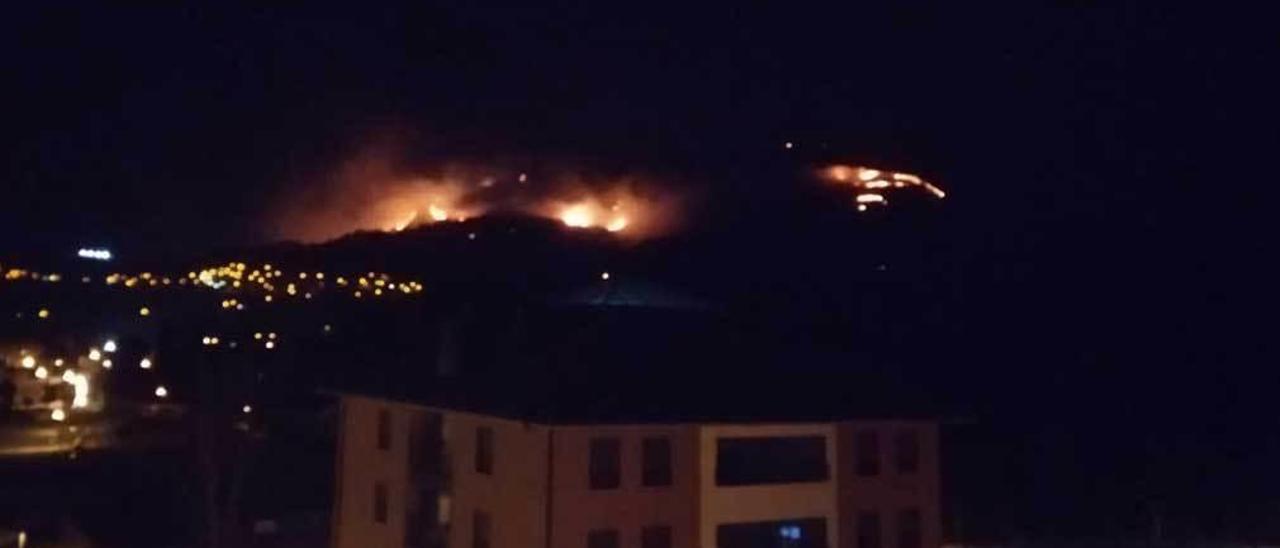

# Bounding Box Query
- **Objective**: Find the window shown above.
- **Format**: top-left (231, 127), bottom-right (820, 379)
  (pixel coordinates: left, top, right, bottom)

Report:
top-left (894, 430), bottom-right (920, 474)
top-left (897, 509), bottom-right (921, 548)
top-left (855, 430), bottom-right (880, 476)
top-left (377, 408), bottom-right (392, 450)
top-left (373, 482), bottom-right (388, 524)
top-left (642, 525), bottom-right (672, 548)
top-left (642, 437), bottom-right (673, 486)
top-left (588, 529), bottom-right (619, 548)
top-left (475, 426), bottom-right (494, 475)
top-left (589, 437), bottom-right (621, 489)
top-left (717, 518), bottom-right (826, 548)
top-left (856, 511), bottom-right (881, 548)
top-left (473, 511), bottom-right (491, 548)
top-left (715, 436), bottom-right (828, 486)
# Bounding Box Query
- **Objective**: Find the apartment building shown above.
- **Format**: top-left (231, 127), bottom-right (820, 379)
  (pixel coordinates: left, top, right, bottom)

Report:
top-left (331, 392), bottom-right (939, 548)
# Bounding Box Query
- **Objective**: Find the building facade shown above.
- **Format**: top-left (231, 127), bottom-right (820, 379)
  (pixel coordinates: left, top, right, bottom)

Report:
top-left (332, 395), bottom-right (940, 548)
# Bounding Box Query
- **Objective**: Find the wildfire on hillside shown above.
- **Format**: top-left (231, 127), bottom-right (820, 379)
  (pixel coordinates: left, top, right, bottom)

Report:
top-left (817, 164), bottom-right (945, 212)
top-left (273, 150), bottom-right (677, 243)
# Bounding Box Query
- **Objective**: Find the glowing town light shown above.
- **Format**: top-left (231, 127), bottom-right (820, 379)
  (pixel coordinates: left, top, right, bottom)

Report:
top-left (34, 366), bottom-right (48, 380)
top-left (62, 370), bottom-right (76, 383)
top-left (202, 337), bottom-right (212, 345)
top-left (77, 248), bottom-right (113, 261)
top-left (323, 324), bottom-right (332, 333)
top-left (857, 204), bottom-right (869, 212)
top-left (139, 307), bottom-right (151, 317)
top-left (855, 193), bottom-right (886, 204)
top-left (154, 385), bottom-right (168, 398)
top-left (857, 168), bottom-right (882, 181)
top-left (37, 308), bottom-right (50, 319)
top-left (264, 295), bottom-right (273, 303)
top-left (242, 405), bottom-right (252, 414)
top-left (101, 359), bottom-right (112, 368)
top-left (268, 332), bottom-right (277, 340)
top-left (20, 356), bottom-right (35, 369)
top-left (51, 408), bottom-right (66, 422)
top-left (429, 204), bottom-right (449, 222)
top-left (88, 349), bottom-right (102, 361)
top-left (71, 374), bottom-right (89, 408)
top-left (254, 332), bottom-right (262, 340)
top-left (103, 340), bottom-right (118, 353)
top-left (784, 141), bottom-right (794, 149)
top-left (264, 341), bottom-right (275, 350)
top-left (601, 272), bottom-right (611, 281)
top-left (54, 358), bottom-right (64, 367)
top-left (140, 358), bottom-right (153, 369)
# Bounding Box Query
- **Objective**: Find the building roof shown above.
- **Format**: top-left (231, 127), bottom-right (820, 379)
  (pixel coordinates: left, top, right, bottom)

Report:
top-left (337, 371), bottom-right (940, 425)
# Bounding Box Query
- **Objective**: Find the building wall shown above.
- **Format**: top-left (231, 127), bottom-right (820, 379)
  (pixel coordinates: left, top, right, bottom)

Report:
top-left (333, 398), bottom-right (550, 548)
top-left (549, 424), bottom-right (700, 548)
top-left (835, 421), bottom-right (941, 548)
top-left (697, 423), bottom-right (840, 548)
top-left (443, 410), bottom-right (549, 548)
top-left (334, 395), bottom-right (411, 548)
top-left (333, 397), bottom-right (940, 548)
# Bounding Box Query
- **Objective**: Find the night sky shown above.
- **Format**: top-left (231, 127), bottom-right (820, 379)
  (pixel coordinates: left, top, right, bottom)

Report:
top-left (2, 2), bottom-right (1276, 536)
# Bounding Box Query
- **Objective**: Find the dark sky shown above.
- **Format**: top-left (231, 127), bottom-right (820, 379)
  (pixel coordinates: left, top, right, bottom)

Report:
top-left (2, 4), bottom-right (1264, 248)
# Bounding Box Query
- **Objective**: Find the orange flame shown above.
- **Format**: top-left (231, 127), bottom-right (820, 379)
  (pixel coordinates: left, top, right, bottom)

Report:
top-left (818, 164), bottom-right (944, 210)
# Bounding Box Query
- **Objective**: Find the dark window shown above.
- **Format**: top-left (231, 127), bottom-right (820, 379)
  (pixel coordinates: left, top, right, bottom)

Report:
top-left (855, 430), bottom-right (880, 476)
top-left (717, 518), bottom-right (827, 548)
top-left (475, 427), bottom-right (494, 475)
top-left (588, 529), bottom-right (619, 548)
top-left (589, 437), bottom-right (621, 489)
top-left (642, 437), bottom-right (673, 487)
top-left (473, 511), bottom-right (491, 548)
top-left (377, 408), bottom-right (392, 450)
top-left (373, 482), bottom-right (388, 524)
top-left (896, 509), bottom-right (921, 548)
top-left (642, 525), bottom-right (673, 548)
top-left (716, 436), bottom-right (828, 486)
top-left (856, 511), bottom-right (881, 548)
top-left (894, 430), bottom-right (920, 474)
